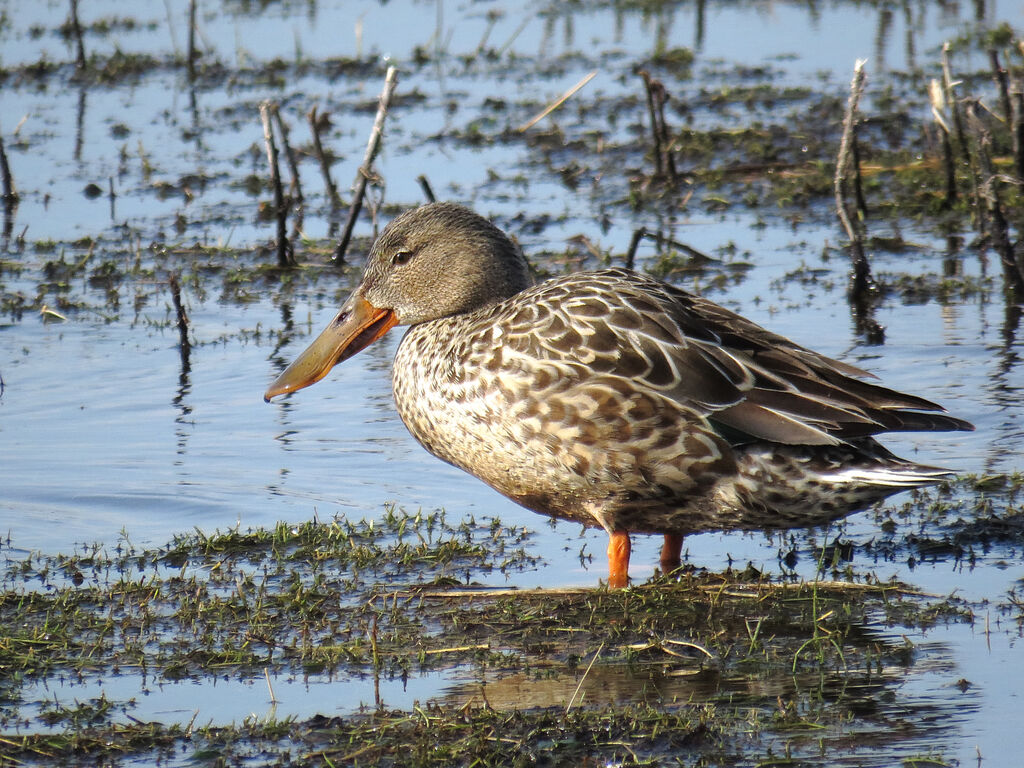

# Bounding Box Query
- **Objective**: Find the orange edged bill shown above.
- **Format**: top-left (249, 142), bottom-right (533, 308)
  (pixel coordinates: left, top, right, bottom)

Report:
top-left (264, 292), bottom-right (398, 402)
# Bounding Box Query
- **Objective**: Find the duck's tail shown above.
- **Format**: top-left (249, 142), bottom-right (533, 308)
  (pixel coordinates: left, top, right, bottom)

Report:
top-left (723, 438), bottom-right (954, 531)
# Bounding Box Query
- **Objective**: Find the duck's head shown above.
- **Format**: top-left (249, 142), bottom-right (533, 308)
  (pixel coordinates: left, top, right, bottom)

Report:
top-left (264, 202), bottom-right (531, 401)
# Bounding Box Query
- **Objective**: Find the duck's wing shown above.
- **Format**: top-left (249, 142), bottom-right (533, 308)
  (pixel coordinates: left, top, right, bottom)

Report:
top-left (490, 269), bottom-right (973, 446)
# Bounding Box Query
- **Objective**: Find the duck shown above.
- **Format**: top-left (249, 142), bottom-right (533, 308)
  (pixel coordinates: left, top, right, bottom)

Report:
top-left (264, 202), bottom-right (973, 588)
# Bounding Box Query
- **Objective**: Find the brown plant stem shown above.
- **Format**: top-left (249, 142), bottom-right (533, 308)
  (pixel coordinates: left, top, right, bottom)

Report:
top-left (187, 0), bottom-right (198, 79)
top-left (834, 60), bottom-right (883, 342)
top-left (0, 135), bottom-right (18, 204)
top-left (417, 174), bottom-right (436, 203)
top-left (260, 101), bottom-right (295, 268)
top-left (333, 66), bottom-right (398, 264)
top-left (989, 49), bottom-right (1013, 127)
top-left (69, 0), bottom-right (86, 70)
top-left (966, 102), bottom-right (1024, 298)
top-left (169, 274), bottom-right (191, 357)
top-left (308, 106), bottom-right (341, 208)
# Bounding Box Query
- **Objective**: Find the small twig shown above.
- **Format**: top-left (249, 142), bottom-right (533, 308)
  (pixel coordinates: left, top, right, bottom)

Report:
top-left (638, 70), bottom-right (679, 182)
top-left (639, 70), bottom-right (665, 178)
top-left (566, 642), bottom-right (604, 713)
top-left (417, 174), bottom-right (436, 203)
top-left (834, 63), bottom-right (872, 292)
top-left (168, 274), bottom-right (191, 356)
top-left (517, 70), bottom-right (597, 132)
top-left (0, 134), bottom-right (18, 204)
top-left (264, 668), bottom-right (279, 704)
top-left (835, 60), bottom-right (883, 342)
top-left (941, 43), bottom-right (971, 165)
top-left (929, 78), bottom-right (956, 207)
top-left (1013, 87), bottom-right (1024, 181)
top-left (308, 106), bottom-right (341, 208)
top-left (187, 0), bottom-right (198, 79)
top-left (333, 65), bottom-right (398, 264)
top-left (259, 101), bottom-right (295, 268)
top-left (625, 228), bottom-right (645, 270)
top-left (850, 124), bottom-right (867, 219)
top-left (69, 0), bottom-right (86, 71)
top-left (625, 227), bottom-right (715, 270)
top-left (420, 644), bottom-right (490, 655)
top-left (989, 49), bottom-right (1013, 127)
top-left (270, 105), bottom-right (303, 239)
top-left (966, 102), bottom-right (1024, 297)
top-left (270, 105), bottom-right (303, 206)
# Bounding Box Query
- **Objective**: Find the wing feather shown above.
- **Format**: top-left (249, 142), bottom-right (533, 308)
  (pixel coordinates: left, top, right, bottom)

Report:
top-left (487, 268), bottom-right (973, 446)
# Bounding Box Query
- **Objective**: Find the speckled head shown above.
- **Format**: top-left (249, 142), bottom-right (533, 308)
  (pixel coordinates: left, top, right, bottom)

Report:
top-left (264, 202), bottom-right (532, 400)
top-left (361, 202), bottom-right (533, 325)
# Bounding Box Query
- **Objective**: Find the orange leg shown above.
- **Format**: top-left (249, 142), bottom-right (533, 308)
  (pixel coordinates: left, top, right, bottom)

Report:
top-left (607, 529), bottom-right (631, 589)
top-left (660, 533), bottom-right (684, 576)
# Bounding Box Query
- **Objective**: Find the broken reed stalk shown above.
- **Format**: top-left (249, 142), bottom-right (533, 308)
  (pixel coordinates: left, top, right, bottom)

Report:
top-left (625, 228), bottom-right (645, 270)
top-left (850, 126), bottom-right (868, 219)
top-left (929, 78), bottom-right (956, 207)
top-left (966, 102), bottom-right (1024, 298)
top-left (988, 49), bottom-right (1013, 127)
top-left (1013, 88), bottom-right (1024, 181)
top-left (516, 70), bottom-right (597, 132)
top-left (638, 70), bottom-right (678, 182)
top-left (639, 71), bottom-right (664, 177)
top-left (168, 274), bottom-right (191, 356)
top-left (308, 106), bottom-right (341, 208)
top-left (835, 60), bottom-right (884, 343)
top-left (270, 105), bottom-right (303, 206)
top-left (834, 61), bottom-right (874, 298)
top-left (0, 135), bottom-right (18, 204)
top-left (69, 0), bottom-right (86, 70)
top-left (417, 174), bottom-right (436, 203)
top-left (259, 101), bottom-right (295, 268)
top-left (941, 43), bottom-right (971, 165)
top-left (333, 65), bottom-right (398, 264)
top-left (625, 227), bottom-right (715, 271)
top-left (187, 0), bottom-right (197, 79)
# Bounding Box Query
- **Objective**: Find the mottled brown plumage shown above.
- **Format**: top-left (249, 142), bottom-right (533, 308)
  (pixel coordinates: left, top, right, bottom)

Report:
top-left (265, 202), bottom-right (974, 587)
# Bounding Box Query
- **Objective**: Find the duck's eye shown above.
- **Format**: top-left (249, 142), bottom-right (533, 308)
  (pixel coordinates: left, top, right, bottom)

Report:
top-left (391, 249), bottom-right (415, 266)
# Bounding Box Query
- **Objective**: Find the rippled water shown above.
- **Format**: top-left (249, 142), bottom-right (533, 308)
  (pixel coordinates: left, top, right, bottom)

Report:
top-left (1, 1), bottom-right (1022, 765)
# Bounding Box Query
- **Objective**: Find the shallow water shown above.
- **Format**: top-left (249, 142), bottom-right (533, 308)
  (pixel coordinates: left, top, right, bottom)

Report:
top-left (1, 0), bottom-right (1023, 765)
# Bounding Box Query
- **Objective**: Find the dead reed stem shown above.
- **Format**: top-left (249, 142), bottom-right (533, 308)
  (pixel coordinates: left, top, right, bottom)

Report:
top-left (168, 274), bottom-right (191, 356)
top-left (929, 78), bottom-right (956, 207)
top-left (333, 65), bottom-right (398, 264)
top-left (516, 70), bottom-right (597, 133)
top-left (308, 106), bottom-right (341, 208)
top-left (259, 101), bottom-right (295, 268)
top-left (270, 105), bottom-right (303, 238)
top-left (989, 49), bottom-right (1013, 127)
top-left (187, 0), bottom-right (198, 79)
top-left (834, 60), bottom-right (883, 342)
top-left (417, 174), bottom-right (436, 203)
top-left (834, 63), bottom-right (872, 293)
top-left (941, 44), bottom-right (971, 165)
top-left (966, 102), bottom-right (1024, 298)
top-left (0, 135), bottom-right (17, 204)
top-left (69, 0), bottom-right (86, 70)
top-left (638, 70), bottom-right (678, 182)
top-left (1013, 88), bottom-right (1024, 181)
top-left (270, 106), bottom-right (303, 206)
top-left (625, 227), bottom-right (714, 271)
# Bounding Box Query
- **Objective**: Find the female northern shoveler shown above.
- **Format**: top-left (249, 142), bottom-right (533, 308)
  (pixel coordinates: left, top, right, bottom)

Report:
top-left (265, 202), bottom-right (973, 588)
